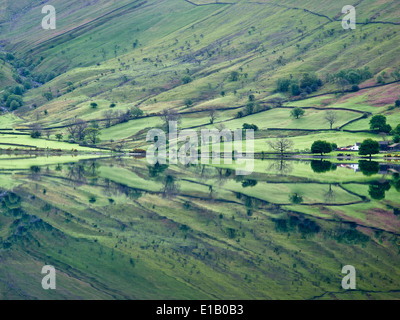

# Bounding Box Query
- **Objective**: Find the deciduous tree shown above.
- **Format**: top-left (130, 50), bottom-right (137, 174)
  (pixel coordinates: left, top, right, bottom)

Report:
top-left (159, 108), bottom-right (182, 132)
top-left (208, 107), bottom-right (217, 124)
top-left (290, 107), bottom-right (305, 119)
top-left (359, 139), bottom-right (380, 159)
top-left (369, 115), bottom-right (392, 133)
top-left (311, 140), bottom-right (333, 156)
top-left (268, 137), bottom-right (294, 157)
top-left (325, 111), bottom-right (338, 129)
top-left (84, 127), bottom-right (101, 145)
top-left (102, 110), bottom-right (114, 128)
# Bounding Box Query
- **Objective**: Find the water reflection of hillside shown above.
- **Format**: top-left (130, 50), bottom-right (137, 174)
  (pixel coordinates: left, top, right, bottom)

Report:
top-left (0, 158), bottom-right (400, 299)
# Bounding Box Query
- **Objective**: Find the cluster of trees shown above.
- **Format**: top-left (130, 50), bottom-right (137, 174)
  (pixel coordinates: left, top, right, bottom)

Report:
top-left (30, 124), bottom-right (43, 138)
top-left (391, 67), bottom-right (400, 81)
top-left (310, 139), bottom-right (385, 159)
top-left (229, 71), bottom-right (241, 82)
top-left (393, 124), bottom-right (400, 143)
top-left (369, 115), bottom-right (392, 133)
top-left (236, 96), bottom-right (270, 118)
top-left (30, 105), bottom-right (145, 145)
top-left (2, 85), bottom-right (26, 110)
top-left (1, 51), bottom-right (57, 84)
top-left (368, 114), bottom-right (400, 142)
top-left (228, 70), bottom-right (248, 82)
top-left (277, 73), bottom-right (323, 97)
top-left (181, 75), bottom-right (193, 84)
top-left (395, 98), bottom-right (400, 108)
top-left (31, 72), bottom-right (57, 84)
top-left (66, 119), bottom-right (101, 144)
top-left (0, 52), bottom-right (61, 111)
top-left (368, 181), bottom-right (391, 200)
top-left (244, 100), bottom-right (258, 116)
top-left (102, 106), bottom-right (143, 128)
top-left (242, 123), bottom-right (258, 131)
top-left (270, 135), bottom-right (395, 159)
top-left (274, 215), bottom-right (321, 237)
top-left (326, 67), bottom-right (372, 91)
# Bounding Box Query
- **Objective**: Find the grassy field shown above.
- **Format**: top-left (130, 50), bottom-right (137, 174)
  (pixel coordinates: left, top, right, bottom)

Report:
top-left (210, 108), bottom-right (361, 130)
top-left (212, 131), bottom-right (379, 153)
top-left (101, 117), bottom-right (163, 141)
top-left (0, 134), bottom-right (100, 151)
top-left (344, 109), bottom-right (400, 130)
top-left (0, 114), bottom-right (22, 128)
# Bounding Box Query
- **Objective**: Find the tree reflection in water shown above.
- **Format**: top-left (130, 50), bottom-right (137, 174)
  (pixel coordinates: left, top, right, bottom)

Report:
top-left (268, 159), bottom-right (293, 175)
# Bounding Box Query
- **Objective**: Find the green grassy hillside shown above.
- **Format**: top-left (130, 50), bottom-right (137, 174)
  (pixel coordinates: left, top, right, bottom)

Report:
top-left (1, 1), bottom-right (399, 301)
top-left (0, 0), bottom-right (398, 152)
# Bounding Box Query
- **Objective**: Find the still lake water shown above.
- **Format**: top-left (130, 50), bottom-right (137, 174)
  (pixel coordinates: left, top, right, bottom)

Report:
top-left (0, 155), bottom-right (399, 299)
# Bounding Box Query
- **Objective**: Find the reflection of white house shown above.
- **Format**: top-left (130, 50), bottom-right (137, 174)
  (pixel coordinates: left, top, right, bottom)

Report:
top-left (349, 143), bottom-right (361, 151)
top-left (339, 163), bottom-right (359, 172)
top-left (348, 163), bottom-right (359, 172)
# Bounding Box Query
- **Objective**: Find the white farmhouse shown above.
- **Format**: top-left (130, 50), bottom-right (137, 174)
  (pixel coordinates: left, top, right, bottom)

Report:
top-left (349, 143), bottom-right (361, 151)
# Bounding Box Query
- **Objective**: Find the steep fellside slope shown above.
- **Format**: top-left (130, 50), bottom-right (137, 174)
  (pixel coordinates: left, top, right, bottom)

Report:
top-left (0, 0), bottom-right (399, 151)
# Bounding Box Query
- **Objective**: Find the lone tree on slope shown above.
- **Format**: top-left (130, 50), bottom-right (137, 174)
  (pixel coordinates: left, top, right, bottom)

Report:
top-left (290, 107), bottom-right (305, 119)
top-left (208, 107), bottom-right (217, 124)
top-left (159, 108), bottom-right (182, 133)
top-left (325, 111), bottom-right (338, 130)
